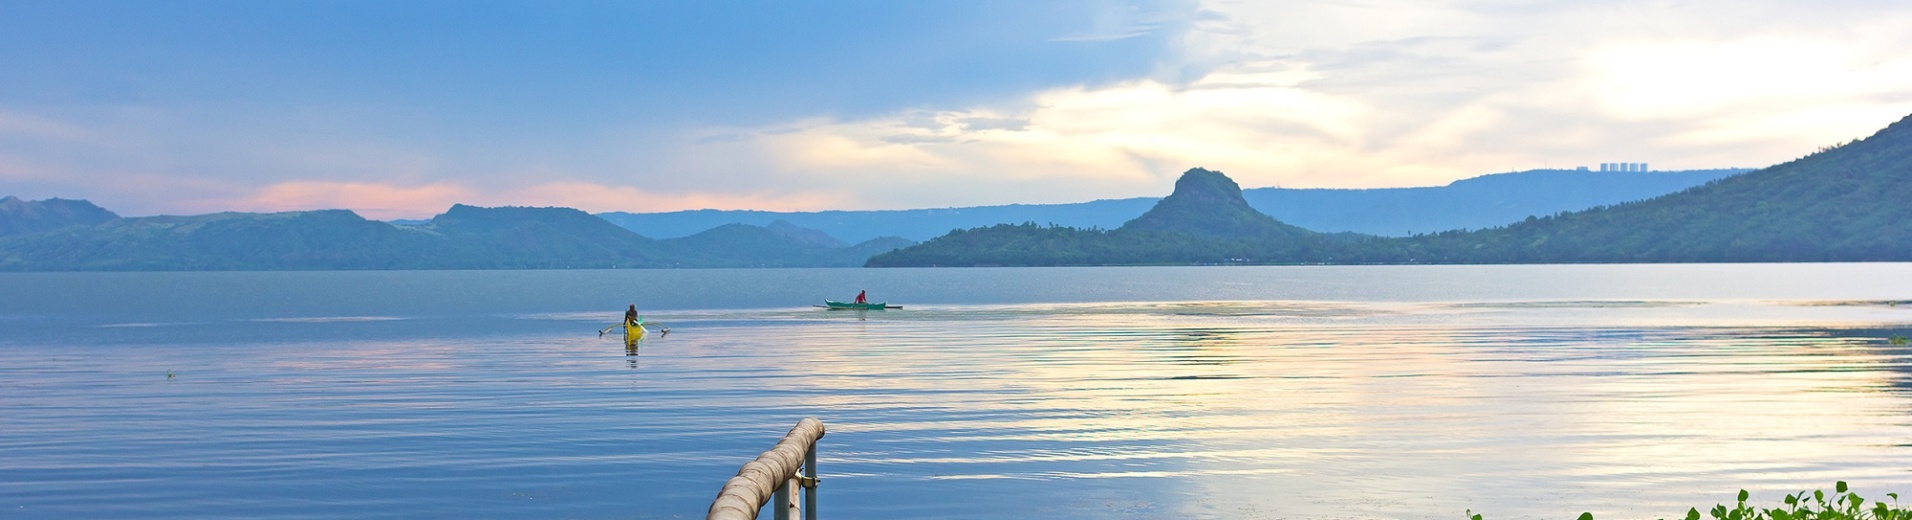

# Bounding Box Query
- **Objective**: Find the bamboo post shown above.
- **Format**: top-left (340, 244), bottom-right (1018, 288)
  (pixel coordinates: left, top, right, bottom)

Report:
top-left (706, 418), bottom-right (826, 520)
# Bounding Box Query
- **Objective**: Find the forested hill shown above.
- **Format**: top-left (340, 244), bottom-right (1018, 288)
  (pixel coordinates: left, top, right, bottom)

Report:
top-left (870, 112), bottom-right (1912, 266)
top-left (866, 168), bottom-right (1334, 266)
top-left (1122, 168), bottom-right (1312, 239)
top-left (1394, 115), bottom-right (1912, 263)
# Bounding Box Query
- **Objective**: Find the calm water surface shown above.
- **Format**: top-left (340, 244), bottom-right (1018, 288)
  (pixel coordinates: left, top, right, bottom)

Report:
top-left (4, 265), bottom-right (1912, 519)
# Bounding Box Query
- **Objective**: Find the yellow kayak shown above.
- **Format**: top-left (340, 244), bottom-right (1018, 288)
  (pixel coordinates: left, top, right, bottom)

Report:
top-left (625, 321), bottom-right (646, 343)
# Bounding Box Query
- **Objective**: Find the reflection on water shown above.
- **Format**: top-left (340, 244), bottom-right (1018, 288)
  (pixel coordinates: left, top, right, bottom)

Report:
top-left (4, 299), bottom-right (1912, 519)
top-left (602, 301), bottom-right (1912, 519)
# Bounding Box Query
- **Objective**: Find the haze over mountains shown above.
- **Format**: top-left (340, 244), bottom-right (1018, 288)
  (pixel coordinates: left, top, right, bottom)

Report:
top-left (598, 168), bottom-right (1742, 242)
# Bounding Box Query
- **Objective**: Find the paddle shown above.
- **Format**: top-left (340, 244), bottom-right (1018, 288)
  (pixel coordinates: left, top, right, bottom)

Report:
top-left (601, 321), bottom-right (670, 337)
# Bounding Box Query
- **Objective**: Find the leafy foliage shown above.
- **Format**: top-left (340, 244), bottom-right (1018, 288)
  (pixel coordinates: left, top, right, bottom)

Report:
top-left (1471, 482), bottom-right (1911, 520)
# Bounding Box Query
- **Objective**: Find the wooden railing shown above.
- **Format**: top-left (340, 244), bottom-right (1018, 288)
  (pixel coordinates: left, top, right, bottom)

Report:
top-left (706, 418), bottom-right (825, 520)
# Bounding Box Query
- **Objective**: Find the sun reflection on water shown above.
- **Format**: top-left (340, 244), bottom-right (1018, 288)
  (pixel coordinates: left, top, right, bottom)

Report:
top-left (636, 300), bottom-right (1912, 518)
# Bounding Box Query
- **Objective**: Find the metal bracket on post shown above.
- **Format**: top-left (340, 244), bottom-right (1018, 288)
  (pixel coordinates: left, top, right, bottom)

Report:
top-left (797, 474), bottom-right (819, 489)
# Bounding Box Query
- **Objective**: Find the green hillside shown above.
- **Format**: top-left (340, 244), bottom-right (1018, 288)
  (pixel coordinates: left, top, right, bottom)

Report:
top-left (0, 210), bottom-right (441, 270)
top-left (1396, 115), bottom-right (1912, 263)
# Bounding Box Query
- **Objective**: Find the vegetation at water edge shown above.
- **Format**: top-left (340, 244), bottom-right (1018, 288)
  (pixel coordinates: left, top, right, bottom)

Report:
top-left (1468, 482), bottom-right (1909, 520)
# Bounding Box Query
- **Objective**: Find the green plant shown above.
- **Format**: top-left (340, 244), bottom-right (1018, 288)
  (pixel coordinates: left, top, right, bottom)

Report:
top-left (1890, 335), bottom-right (1908, 346)
top-left (1467, 483), bottom-right (1909, 520)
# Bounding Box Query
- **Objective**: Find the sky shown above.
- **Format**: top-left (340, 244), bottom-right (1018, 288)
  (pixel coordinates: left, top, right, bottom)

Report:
top-left (3, 0), bottom-right (1911, 219)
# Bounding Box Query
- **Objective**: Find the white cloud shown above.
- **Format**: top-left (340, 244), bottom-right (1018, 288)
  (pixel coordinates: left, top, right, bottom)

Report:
top-left (673, 0), bottom-right (1912, 207)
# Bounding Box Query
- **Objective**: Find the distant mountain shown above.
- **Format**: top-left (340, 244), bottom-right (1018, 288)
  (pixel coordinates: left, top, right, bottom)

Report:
top-left (871, 113), bottom-right (1912, 266)
top-left (764, 219), bottom-right (847, 248)
top-left (597, 168), bottom-right (1741, 242)
top-left (867, 168), bottom-right (1328, 267)
top-left (658, 222), bottom-right (912, 267)
top-left (0, 203), bottom-right (914, 271)
top-left (420, 204), bottom-right (674, 269)
top-left (0, 196), bottom-right (120, 236)
top-left (1244, 168), bottom-right (1746, 235)
top-left (1123, 168), bottom-right (1312, 239)
top-left (597, 199), bottom-right (1156, 244)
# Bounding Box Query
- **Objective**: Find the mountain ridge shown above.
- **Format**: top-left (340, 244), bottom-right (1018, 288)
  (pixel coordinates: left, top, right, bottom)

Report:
top-left (0, 196), bottom-right (121, 237)
top-left (0, 204), bottom-right (914, 271)
top-left (869, 112), bottom-right (1912, 266)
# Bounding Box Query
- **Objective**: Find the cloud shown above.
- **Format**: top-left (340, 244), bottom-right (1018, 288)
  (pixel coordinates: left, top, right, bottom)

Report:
top-left (662, 0), bottom-right (1912, 206)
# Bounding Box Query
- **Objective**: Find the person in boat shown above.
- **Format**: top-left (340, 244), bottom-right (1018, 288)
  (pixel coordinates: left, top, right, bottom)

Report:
top-left (625, 304), bottom-right (639, 326)
top-left (854, 290), bottom-right (867, 304)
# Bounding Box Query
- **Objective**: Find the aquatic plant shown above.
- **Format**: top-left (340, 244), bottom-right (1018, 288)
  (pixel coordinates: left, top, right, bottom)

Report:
top-left (1890, 335), bottom-right (1909, 346)
top-left (1469, 482), bottom-right (1909, 520)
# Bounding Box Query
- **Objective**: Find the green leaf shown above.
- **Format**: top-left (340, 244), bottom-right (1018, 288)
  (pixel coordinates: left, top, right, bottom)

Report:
top-left (1839, 481), bottom-right (1850, 494)
top-left (1577, 512), bottom-right (1594, 520)
top-left (1741, 490), bottom-right (1752, 503)
top-left (1686, 507), bottom-right (1701, 520)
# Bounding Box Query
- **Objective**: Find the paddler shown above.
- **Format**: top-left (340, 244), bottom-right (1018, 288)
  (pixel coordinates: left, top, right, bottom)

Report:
top-left (625, 304), bottom-right (639, 326)
top-left (854, 290), bottom-right (867, 304)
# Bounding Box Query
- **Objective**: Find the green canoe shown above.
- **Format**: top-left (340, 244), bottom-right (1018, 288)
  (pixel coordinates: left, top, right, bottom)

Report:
top-left (822, 300), bottom-right (895, 310)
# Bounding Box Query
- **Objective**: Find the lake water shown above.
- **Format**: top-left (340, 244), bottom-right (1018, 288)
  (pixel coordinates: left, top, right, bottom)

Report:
top-left (5, 265), bottom-right (1912, 519)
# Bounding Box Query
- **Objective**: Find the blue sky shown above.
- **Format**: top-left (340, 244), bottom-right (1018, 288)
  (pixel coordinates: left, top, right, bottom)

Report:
top-left (4, 1), bottom-right (1911, 218)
